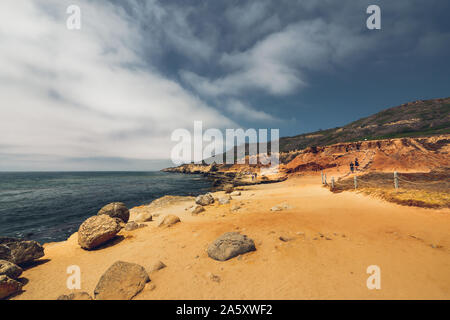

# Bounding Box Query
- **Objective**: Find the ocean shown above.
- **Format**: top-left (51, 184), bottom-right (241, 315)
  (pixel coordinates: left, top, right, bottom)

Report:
top-left (0, 171), bottom-right (212, 244)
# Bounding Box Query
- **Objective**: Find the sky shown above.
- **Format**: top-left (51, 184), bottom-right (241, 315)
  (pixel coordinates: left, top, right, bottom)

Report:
top-left (0, 0), bottom-right (449, 171)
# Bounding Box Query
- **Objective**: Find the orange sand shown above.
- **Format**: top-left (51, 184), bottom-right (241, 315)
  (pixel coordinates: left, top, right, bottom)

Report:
top-left (13, 176), bottom-right (450, 300)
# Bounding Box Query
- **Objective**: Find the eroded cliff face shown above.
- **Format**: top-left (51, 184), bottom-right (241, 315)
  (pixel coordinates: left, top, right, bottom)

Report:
top-left (282, 135), bottom-right (450, 175)
top-left (163, 135), bottom-right (450, 178)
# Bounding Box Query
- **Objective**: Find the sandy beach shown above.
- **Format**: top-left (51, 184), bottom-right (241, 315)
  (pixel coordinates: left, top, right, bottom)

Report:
top-left (13, 175), bottom-right (450, 300)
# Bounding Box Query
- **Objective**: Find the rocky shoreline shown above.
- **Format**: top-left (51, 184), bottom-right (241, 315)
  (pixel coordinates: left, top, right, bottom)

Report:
top-left (162, 163), bottom-right (288, 191)
top-left (1, 183), bottom-right (258, 300)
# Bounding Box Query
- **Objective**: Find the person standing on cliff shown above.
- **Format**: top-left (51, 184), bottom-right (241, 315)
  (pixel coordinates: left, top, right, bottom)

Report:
top-left (350, 162), bottom-right (354, 173)
top-left (354, 158), bottom-right (359, 171)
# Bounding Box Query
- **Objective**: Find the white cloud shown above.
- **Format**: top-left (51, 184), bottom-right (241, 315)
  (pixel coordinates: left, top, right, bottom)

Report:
top-left (0, 1), bottom-right (235, 169)
top-left (226, 100), bottom-right (280, 122)
top-left (180, 19), bottom-right (367, 97)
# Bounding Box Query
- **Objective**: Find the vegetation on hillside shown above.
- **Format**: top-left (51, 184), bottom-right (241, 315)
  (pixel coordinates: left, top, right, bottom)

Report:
top-left (280, 97), bottom-right (450, 152)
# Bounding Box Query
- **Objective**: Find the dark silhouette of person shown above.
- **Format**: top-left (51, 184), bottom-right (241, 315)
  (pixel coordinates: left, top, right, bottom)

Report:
top-left (350, 162), bottom-right (354, 173)
top-left (354, 158), bottom-right (359, 170)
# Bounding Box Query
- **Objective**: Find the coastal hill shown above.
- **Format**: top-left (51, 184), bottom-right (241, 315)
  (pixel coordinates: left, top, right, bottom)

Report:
top-left (164, 97), bottom-right (450, 177)
top-left (280, 97), bottom-right (450, 152)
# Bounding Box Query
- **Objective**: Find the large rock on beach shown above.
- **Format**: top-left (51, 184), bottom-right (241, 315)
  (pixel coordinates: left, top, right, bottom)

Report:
top-left (0, 237), bottom-right (44, 265)
top-left (207, 232), bottom-right (256, 261)
top-left (195, 193), bottom-right (215, 206)
top-left (94, 261), bottom-right (150, 300)
top-left (0, 260), bottom-right (23, 279)
top-left (0, 275), bottom-right (23, 300)
top-left (97, 202), bottom-right (130, 223)
top-left (78, 215), bottom-right (122, 250)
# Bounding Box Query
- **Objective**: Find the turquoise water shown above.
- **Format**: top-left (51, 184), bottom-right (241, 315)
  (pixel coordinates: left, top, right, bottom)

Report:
top-left (0, 171), bottom-right (211, 244)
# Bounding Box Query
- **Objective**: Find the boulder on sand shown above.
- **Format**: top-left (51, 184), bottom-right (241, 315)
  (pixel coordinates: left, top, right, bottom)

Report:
top-left (158, 215), bottom-right (181, 227)
top-left (149, 260), bottom-right (166, 272)
top-left (195, 193), bottom-right (214, 206)
top-left (223, 184), bottom-right (234, 194)
top-left (97, 202), bottom-right (130, 223)
top-left (207, 232), bottom-right (256, 261)
top-left (218, 198), bottom-right (230, 205)
top-left (57, 292), bottom-right (93, 300)
top-left (0, 275), bottom-right (23, 300)
top-left (0, 237), bottom-right (44, 265)
top-left (0, 260), bottom-right (23, 279)
top-left (124, 221), bottom-right (140, 231)
top-left (78, 215), bottom-right (122, 250)
top-left (134, 212), bottom-right (152, 223)
top-left (94, 261), bottom-right (150, 300)
top-left (191, 205), bottom-right (205, 215)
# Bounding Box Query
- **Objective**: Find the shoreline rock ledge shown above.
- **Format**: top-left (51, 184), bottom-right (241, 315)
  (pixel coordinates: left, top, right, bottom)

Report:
top-left (0, 237), bottom-right (44, 265)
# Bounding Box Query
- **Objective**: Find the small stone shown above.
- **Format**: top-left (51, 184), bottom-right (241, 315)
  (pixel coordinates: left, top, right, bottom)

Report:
top-left (231, 204), bottom-right (241, 211)
top-left (191, 205), bottom-right (205, 215)
top-left (223, 184), bottom-right (234, 194)
top-left (218, 198), bottom-right (230, 205)
top-left (57, 292), bottom-right (93, 300)
top-left (279, 236), bottom-right (294, 242)
top-left (149, 260), bottom-right (166, 272)
top-left (158, 215), bottom-right (181, 227)
top-left (134, 212), bottom-right (152, 223)
top-left (195, 193), bottom-right (215, 206)
top-left (124, 221), bottom-right (140, 231)
top-left (207, 272), bottom-right (221, 283)
top-left (230, 191), bottom-right (241, 196)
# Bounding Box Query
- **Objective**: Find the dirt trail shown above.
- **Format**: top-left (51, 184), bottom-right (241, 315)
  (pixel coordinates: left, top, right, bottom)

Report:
top-left (13, 176), bottom-right (450, 300)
